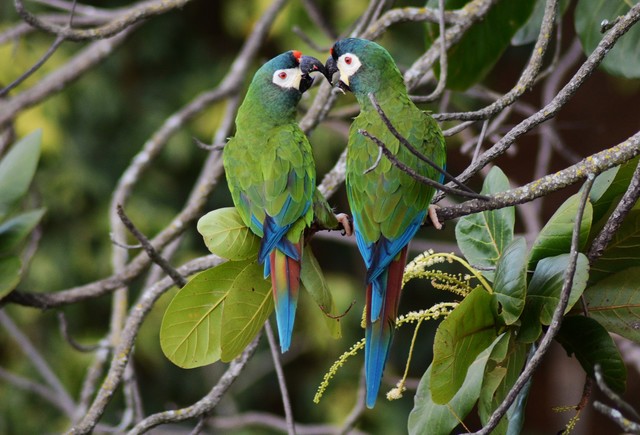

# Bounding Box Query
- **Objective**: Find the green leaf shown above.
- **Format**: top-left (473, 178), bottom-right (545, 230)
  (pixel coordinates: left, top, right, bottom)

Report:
top-left (518, 254), bottom-right (589, 343)
top-left (300, 248), bottom-right (341, 339)
top-left (479, 334), bottom-right (529, 434)
top-left (220, 261), bottom-right (273, 362)
top-left (456, 167), bottom-right (514, 281)
top-left (590, 156), bottom-right (639, 224)
top-left (528, 193), bottom-right (592, 267)
top-left (589, 209), bottom-right (640, 284)
top-left (431, 287), bottom-right (498, 404)
top-left (0, 209), bottom-right (45, 256)
top-left (0, 256), bottom-right (22, 299)
top-left (0, 130), bottom-right (42, 218)
top-left (512, 0), bottom-right (571, 46)
top-left (408, 334), bottom-right (505, 435)
top-left (556, 315), bottom-right (626, 393)
top-left (197, 207), bottom-right (260, 261)
top-left (575, 0), bottom-right (640, 79)
top-left (160, 260), bottom-right (261, 368)
top-left (493, 237), bottom-right (527, 325)
top-left (584, 267), bottom-right (640, 343)
top-left (426, 0), bottom-right (536, 90)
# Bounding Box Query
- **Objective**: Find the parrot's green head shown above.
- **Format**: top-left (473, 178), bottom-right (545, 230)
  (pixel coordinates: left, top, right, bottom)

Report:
top-left (324, 38), bottom-right (401, 97)
top-left (244, 51), bottom-right (325, 122)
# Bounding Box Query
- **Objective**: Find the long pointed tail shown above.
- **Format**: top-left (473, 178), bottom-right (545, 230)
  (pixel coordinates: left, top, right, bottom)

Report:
top-left (269, 242), bottom-right (302, 353)
top-left (365, 247), bottom-right (408, 408)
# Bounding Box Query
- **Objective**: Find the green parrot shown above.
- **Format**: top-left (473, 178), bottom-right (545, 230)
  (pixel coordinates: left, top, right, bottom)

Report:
top-left (223, 51), bottom-right (348, 352)
top-left (325, 38), bottom-right (446, 407)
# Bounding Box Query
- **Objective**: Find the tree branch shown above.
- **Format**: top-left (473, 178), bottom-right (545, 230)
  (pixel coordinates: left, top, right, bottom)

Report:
top-left (15, 0), bottom-right (193, 42)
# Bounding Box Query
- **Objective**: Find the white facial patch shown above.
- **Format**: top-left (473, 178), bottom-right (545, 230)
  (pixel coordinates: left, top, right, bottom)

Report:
top-left (272, 67), bottom-right (302, 90)
top-left (337, 53), bottom-right (362, 87)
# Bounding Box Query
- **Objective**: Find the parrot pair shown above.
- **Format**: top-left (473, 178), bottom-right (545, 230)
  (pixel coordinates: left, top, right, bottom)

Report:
top-left (223, 39), bottom-right (445, 409)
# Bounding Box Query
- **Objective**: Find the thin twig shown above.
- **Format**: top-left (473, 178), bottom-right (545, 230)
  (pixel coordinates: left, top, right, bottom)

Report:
top-left (127, 333), bottom-right (262, 435)
top-left (411, 0), bottom-right (447, 103)
top-left (0, 310), bottom-right (76, 417)
top-left (265, 322), bottom-right (297, 435)
top-left (57, 312), bottom-right (101, 352)
top-left (594, 365), bottom-right (640, 421)
top-left (593, 401), bottom-right (640, 434)
top-left (116, 204), bottom-right (187, 288)
top-left (14, 0), bottom-right (194, 42)
top-left (588, 158), bottom-right (640, 263)
top-left (470, 174), bottom-right (595, 435)
top-left (448, 3), bottom-right (640, 188)
top-left (433, 0), bottom-right (559, 121)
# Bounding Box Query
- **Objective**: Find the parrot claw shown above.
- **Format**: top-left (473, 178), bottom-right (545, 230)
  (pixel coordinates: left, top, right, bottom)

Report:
top-left (428, 205), bottom-right (443, 230)
top-left (335, 213), bottom-right (353, 236)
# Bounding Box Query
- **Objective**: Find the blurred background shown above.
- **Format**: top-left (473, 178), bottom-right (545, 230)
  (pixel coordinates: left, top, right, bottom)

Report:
top-left (1, 0), bottom-right (639, 433)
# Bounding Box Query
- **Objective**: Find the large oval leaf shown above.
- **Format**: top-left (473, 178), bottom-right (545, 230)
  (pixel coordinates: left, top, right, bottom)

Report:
top-left (493, 237), bottom-right (527, 325)
top-left (300, 248), bottom-right (341, 338)
top-left (408, 334), bottom-right (506, 435)
top-left (479, 334), bottom-right (529, 434)
top-left (528, 193), bottom-right (592, 267)
top-left (456, 166), bottom-right (514, 281)
top-left (197, 207), bottom-right (260, 261)
top-left (0, 209), bottom-right (46, 256)
top-left (584, 267), bottom-right (640, 343)
top-left (556, 315), bottom-right (626, 393)
top-left (518, 253), bottom-right (589, 343)
top-left (0, 256), bottom-right (22, 299)
top-left (0, 130), bottom-right (41, 217)
top-left (220, 261), bottom-right (273, 362)
top-left (431, 287), bottom-right (498, 404)
top-left (160, 260), bottom-right (260, 368)
top-left (575, 0), bottom-right (640, 79)
top-left (589, 209), bottom-right (640, 284)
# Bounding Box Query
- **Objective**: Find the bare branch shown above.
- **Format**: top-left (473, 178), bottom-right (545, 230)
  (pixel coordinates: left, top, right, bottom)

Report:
top-left (0, 310), bottom-right (76, 417)
top-left (588, 158), bottom-right (640, 262)
top-left (451, 3), bottom-right (640, 186)
top-left (437, 131), bottom-right (640, 223)
top-left (434, 0), bottom-right (559, 121)
top-left (14, 0), bottom-right (193, 42)
top-left (127, 333), bottom-right (261, 435)
top-left (116, 204), bottom-right (187, 288)
top-left (265, 322), bottom-right (296, 435)
top-left (0, 27), bottom-right (134, 126)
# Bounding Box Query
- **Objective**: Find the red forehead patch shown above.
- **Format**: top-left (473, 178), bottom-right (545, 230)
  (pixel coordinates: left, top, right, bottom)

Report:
top-left (329, 47), bottom-right (334, 56)
top-left (292, 50), bottom-right (302, 62)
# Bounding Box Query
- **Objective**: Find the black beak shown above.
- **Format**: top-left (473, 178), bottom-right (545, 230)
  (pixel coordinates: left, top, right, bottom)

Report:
top-left (324, 56), bottom-right (338, 84)
top-left (299, 55), bottom-right (326, 93)
top-left (324, 56), bottom-right (351, 92)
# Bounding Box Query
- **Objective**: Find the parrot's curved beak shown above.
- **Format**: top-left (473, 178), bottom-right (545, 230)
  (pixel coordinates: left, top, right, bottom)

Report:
top-left (299, 56), bottom-right (326, 93)
top-left (324, 56), bottom-right (338, 83)
top-left (324, 56), bottom-right (351, 93)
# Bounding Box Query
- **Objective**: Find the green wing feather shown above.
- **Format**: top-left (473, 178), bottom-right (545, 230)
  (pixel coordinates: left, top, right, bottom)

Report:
top-left (346, 98), bottom-right (445, 245)
top-left (223, 123), bottom-right (315, 242)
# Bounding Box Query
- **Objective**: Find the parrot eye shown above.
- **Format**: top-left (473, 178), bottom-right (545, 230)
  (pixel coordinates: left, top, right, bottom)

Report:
top-left (337, 53), bottom-right (362, 85)
top-left (272, 67), bottom-right (302, 90)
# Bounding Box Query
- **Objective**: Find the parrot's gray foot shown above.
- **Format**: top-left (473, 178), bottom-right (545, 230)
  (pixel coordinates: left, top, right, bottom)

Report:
top-left (428, 205), bottom-right (443, 230)
top-left (335, 213), bottom-right (353, 236)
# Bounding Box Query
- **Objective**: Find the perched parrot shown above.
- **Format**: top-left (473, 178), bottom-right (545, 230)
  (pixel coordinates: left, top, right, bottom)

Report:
top-left (223, 51), bottom-right (348, 353)
top-left (325, 38), bottom-right (446, 407)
